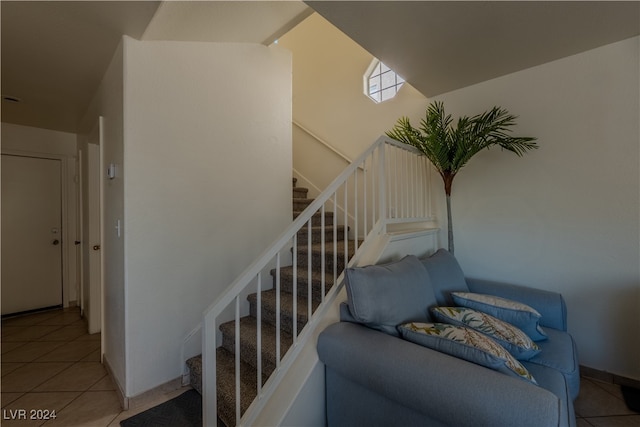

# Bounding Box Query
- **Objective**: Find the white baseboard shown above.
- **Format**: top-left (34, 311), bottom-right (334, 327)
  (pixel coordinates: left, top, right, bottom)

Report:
top-left (103, 355), bottom-right (129, 410)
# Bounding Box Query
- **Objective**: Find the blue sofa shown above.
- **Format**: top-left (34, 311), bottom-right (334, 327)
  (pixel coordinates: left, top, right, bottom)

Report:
top-left (317, 249), bottom-right (579, 427)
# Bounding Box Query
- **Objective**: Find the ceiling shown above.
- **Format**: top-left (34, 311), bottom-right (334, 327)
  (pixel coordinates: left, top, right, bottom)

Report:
top-left (1, 1), bottom-right (639, 134)
top-left (1, 1), bottom-right (161, 133)
top-left (0, 1), bottom-right (311, 134)
top-left (308, 1), bottom-right (640, 97)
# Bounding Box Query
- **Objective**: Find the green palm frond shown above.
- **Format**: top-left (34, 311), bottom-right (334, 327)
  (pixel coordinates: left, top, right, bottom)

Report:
top-left (387, 101), bottom-right (538, 179)
top-left (386, 101), bottom-right (537, 254)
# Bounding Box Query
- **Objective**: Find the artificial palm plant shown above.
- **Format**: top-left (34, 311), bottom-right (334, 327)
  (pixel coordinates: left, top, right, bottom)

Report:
top-left (386, 101), bottom-right (537, 254)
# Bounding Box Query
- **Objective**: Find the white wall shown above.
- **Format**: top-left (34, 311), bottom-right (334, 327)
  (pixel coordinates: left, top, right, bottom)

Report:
top-left (1, 123), bottom-right (79, 307)
top-left (79, 40), bottom-right (127, 395)
top-left (277, 13), bottom-right (429, 188)
top-left (434, 36), bottom-right (640, 380)
top-left (122, 38), bottom-right (292, 395)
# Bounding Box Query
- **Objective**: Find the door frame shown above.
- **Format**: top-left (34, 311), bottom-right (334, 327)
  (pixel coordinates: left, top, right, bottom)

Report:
top-left (87, 135), bottom-right (103, 335)
top-left (78, 117), bottom-right (104, 335)
top-left (0, 148), bottom-right (73, 309)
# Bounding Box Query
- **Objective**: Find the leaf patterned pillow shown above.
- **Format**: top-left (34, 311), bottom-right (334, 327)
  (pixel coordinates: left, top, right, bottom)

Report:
top-left (451, 292), bottom-right (547, 341)
top-left (431, 307), bottom-right (541, 360)
top-left (398, 322), bottom-right (537, 384)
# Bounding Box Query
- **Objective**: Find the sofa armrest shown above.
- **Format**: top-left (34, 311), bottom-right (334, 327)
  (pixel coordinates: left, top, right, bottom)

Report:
top-left (466, 278), bottom-right (567, 331)
top-left (318, 322), bottom-right (565, 427)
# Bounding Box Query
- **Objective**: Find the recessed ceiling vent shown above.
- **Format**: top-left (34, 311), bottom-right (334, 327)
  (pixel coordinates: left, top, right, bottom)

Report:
top-left (2, 96), bottom-right (22, 103)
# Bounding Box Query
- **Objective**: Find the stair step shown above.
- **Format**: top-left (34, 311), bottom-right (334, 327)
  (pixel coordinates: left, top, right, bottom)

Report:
top-left (292, 198), bottom-right (314, 211)
top-left (219, 316), bottom-right (294, 377)
top-left (271, 266), bottom-right (338, 301)
top-left (186, 349), bottom-right (267, 427)
top-left (293, 210), bottom-right (335, 226)
top-left (247, 289), bottom-right (320, 336)
top-left (296, 225), bottom-right (347, 244)
top-left (215, 347), bottom-right (257, 427)
top-left (186, 355), bottom-right (203, 395)
top-left (292, 187), bottom-right (308, 199)
top-left (293, 240), bottom-right (359, 271)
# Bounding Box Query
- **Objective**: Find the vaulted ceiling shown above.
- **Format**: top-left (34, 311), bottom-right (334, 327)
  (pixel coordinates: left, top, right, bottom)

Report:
top-left (308, 1), bottom-right (640, 97)
top-left (1, 1), bottom-right (638, 134)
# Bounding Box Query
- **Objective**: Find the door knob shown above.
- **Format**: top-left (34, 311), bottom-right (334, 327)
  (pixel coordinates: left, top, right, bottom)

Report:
top-left (93, 245), bottom-right (101, 251)
top-left (52, 239), bottom-right (60, 245)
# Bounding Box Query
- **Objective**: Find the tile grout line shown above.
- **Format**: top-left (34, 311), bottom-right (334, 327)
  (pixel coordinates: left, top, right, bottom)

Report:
top-left (2, 307), bottom-right (122, 427)
top-left (586, 377), bottom-right (634, 403)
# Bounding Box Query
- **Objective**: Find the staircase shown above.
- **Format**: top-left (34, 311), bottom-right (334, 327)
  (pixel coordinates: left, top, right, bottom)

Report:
top-left (186, 178), bottom-right (354, 427)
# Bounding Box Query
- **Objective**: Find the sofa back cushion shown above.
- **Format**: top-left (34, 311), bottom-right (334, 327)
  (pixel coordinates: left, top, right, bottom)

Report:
top-left (420, 249), bottom-right (469, 305)
top-left (345, 255), bottom-right (436, 336)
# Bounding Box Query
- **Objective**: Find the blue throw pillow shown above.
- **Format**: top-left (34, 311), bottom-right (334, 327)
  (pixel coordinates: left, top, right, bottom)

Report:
top-left (431, 307), bottom-right (541, 360)
top-left (451, 292), bottom-right (548, 341)
top-left (399, 322), bottom-right (537, 384)
top-left (345, 255), bottom-right (436, 336)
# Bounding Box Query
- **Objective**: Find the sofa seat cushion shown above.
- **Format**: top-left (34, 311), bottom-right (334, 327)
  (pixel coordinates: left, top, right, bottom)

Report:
top-left (431, 306), bottom-right (541, 360)
top-left (345, 255), bottom-right (436, 336)
top-left (527, 328), bottom-right (580, 401)
top-left (522, 362), bottom-right (576, 427)
top-left (420, 249), bottom-right (469, 305)
top-left (319, 322), bottom-right (570, 427)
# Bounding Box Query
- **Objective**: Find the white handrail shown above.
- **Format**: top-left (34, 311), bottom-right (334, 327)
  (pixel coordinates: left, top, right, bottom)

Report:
top-left (202, 135), bottom-right (432, 426)
top-left (293, 120), bottom-right (364, 170)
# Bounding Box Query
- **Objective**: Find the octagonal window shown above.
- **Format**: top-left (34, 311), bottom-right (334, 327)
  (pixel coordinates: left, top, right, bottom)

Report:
top-left (364, 59), bottom-right (405, 103)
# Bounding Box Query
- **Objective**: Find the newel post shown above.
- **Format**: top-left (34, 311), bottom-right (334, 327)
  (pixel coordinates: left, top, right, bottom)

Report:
top-left (202, 313), bottom-right (217, 426)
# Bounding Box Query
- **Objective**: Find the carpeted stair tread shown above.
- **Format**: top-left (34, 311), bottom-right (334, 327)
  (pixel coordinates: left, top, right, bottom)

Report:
top-left (186, 355), bottom-right (203, 395)
top-left (219, 316), bottom-right (294, 376)
top-left (247, 289), bottom-right (320, 335)
top-left (296, 224), bottom-right (347, 244)
top-left (271, 266), bottom-right (338, 301)
top-left (293, 187), bottom-right (308, 198)
top-left (297, 239), bottom-right (359, 254)
top-left (293, 210), bottom-right (335, 226)
top-left (184, 350), bottom-right (267, 427)
top-left (215, 347), bottom-right (268, 427)
top-left (292, 198), bottom-right (315, 211)
top-left (293, 239), bottom-right (360, 271)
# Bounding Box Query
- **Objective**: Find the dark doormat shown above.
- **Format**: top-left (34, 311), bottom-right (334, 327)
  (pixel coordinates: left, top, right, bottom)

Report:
top-left (120, 389), bottom-right (202, 427)
top-left (621, 385), bottom-right (640, 413)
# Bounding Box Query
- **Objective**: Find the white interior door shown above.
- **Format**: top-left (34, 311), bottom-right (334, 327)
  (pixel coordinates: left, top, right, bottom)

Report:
top-left (77, 150), bottom-right (85, 317)
top-left (2, 154), bottom-right (63, 315)
top-left (83, 121), bottom-right (103, 334)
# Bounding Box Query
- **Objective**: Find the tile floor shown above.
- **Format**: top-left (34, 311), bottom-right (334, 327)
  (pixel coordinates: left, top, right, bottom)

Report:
top-left (2, 307), bottom-right (639, 426)
top-left (1, 307), bottom-right (190, 426)
top-left (576, 378), bottom-right (640, 426)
